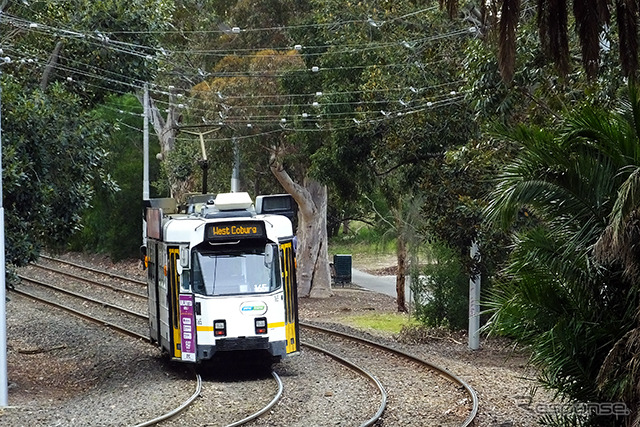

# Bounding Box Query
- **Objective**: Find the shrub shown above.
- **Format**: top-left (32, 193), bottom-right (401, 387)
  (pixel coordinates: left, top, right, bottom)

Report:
top-left (411, 243), bottom-right (468, 330)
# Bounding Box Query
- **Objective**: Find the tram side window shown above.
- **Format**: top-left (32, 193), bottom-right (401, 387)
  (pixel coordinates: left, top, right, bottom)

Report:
top-left (191, 254), bottom-right (205, 295)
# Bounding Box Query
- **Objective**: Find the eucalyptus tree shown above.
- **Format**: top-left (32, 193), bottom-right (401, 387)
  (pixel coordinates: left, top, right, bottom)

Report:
top-left (189, 47), bottom-right (334, 298)
top-left (485, 85), bottom-right (640, 425)
top-left (0, 1), bottom-right (173, 267)
top-left (286, 0), bottom-right (481, 309)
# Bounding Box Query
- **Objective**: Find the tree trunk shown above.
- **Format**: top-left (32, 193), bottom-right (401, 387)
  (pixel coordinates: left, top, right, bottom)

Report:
top-left (396, 234), bottom-right (408, 312)
top-left (270, 159), bottom-right (332, 298)
top-left (141, 92), bottom-right (189, 202)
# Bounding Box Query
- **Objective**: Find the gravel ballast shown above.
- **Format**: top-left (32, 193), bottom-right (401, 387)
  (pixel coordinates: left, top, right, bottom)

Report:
top-left (0, 253), bottom-right (553, 426)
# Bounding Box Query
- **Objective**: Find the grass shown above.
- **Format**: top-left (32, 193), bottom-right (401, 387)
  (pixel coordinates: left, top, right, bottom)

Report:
top-left (339, 312), bottom-right (418, 335)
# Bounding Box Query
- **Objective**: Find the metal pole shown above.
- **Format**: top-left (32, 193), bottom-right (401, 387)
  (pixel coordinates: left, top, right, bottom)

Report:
top-left (198, 134), bottom-right (208, 194)
top-left (231, 136), bottom-right (240, 192)
top-left (0, 59), bottom-right (8, 406)
top-left (468, 242), bottom-right (480, 350)
top-left (142, 84), bottom-right (149, 246)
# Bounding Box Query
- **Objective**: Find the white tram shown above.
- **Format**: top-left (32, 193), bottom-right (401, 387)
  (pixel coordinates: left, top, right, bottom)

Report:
top-left (143, 192), bottom-right (299, 363)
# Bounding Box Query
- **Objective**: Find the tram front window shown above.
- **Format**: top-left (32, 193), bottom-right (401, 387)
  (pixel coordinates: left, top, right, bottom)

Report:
top-left (192, 244), bottom-right (279, 296)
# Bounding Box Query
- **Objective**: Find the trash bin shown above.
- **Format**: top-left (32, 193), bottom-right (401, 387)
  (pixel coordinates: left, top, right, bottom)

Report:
top-left (333, 254), bottom-right (352, 285)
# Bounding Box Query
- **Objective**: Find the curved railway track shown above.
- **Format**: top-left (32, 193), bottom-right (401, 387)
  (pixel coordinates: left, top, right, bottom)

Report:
top-left (16, 254), bottom-right (479, 426)
top-left (300, 322), bottom-right (479, 426)
top-left (301, 342), bottom-right (387, 427)
top-left (14, 257), bottom-right (285, 427)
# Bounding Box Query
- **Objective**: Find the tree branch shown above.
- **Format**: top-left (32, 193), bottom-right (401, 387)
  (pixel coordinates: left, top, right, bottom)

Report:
top-left (40, 40), bottom-right (64, 91)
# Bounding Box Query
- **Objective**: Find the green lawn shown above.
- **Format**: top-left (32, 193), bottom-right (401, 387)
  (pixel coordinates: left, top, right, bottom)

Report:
top-left (339, 312), bottom-right (418, 335)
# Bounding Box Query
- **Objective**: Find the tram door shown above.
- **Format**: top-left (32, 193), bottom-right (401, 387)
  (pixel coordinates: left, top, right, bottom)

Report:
top-left (167, 247), bottom-right (182, 359)
top-left (280, 239), bottom-right (299, 354)
top-left (147, 242), bottom-right (160, 343)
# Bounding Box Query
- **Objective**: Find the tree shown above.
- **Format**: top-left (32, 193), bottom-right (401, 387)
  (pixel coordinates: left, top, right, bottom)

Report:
top-left (485, 85), bottom-right (640, 424)
top-left (190, 49), bottom-right (333, 297)
top-left (292, 0), bottom-right (481, 309)
top-left (69, 94), bottom-right (161, 260)
top-left (2, 77), bottom-right (113, 266)
top-left (0, 0), bottom-right (177, 266)
top-left (449, 0), bottom-right (640, 81)
top-left (4, 0), bottom-right (173, 102)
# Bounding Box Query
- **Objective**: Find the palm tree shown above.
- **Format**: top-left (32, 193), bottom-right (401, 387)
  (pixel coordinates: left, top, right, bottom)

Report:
top-left (485, 85), bottom-right (640, 425)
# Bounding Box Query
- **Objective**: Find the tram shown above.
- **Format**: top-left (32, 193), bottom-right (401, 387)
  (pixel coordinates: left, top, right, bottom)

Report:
top-left (142, 192), bottom-right (299, 363)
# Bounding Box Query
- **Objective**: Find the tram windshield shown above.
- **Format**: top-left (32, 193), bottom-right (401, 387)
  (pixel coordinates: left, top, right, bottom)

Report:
top-left (191, 243), bottom-right (280, 296)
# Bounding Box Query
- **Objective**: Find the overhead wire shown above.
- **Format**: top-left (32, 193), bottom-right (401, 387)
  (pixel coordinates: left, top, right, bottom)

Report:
top-left (0, 5), bottom-right (473, 132)
top-left (6, 40), bottom-right (466, 111)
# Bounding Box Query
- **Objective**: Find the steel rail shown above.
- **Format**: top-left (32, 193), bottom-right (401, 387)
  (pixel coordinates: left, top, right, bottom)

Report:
top-left (17, 274), bottom-right (148, 320)
top-left (27, 263), bottom-right (147, 298)
top-left (300, 322), bottom-right (479, 427)
top-left (302, 342), bottom-right (387, 427)
top-left (132, 369), bottom-right (203, 427)
top-left (39, 254), bottom-right (146, 286)
top-left (13, 267), bottom-right (283, 427)
top-left (222, 371), bottom-right (284, 427)
top-left (10, 288), bottom-right (148, 341)
top-left (9, 288), bottom-right (204, 427)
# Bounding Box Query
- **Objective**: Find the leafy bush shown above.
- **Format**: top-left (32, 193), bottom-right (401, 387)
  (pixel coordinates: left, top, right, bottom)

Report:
top-left (411, 243), bottom-right (468, 330)
top-left (69, 94), bottom-right (160, 261)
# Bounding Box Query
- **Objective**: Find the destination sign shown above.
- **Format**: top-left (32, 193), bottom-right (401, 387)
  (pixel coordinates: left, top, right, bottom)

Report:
top-left (205, 221), bottom-right (266, 241)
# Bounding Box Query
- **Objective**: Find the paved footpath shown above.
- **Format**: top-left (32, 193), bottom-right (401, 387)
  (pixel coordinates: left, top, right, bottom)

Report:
top-left (349, 268), bottom-right (412, 306)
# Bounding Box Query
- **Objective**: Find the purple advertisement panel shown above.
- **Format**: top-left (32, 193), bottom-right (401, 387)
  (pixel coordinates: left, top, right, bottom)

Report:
top-left (179, 294), bottom-right (196, 362)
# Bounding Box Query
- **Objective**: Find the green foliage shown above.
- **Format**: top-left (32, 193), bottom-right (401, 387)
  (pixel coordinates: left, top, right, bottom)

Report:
top-left (2, 76), bottom-right (112, 266)
top-left (461, 10), bottom-right (626, 128)
top-left (69, 94), bottom-right (161, 260)
top-left (484, 86), bottom-right (640, 425)
top-left (411, 242), bottom-right (469, 330)
top-left (4, 0), bottom-right (173, 103)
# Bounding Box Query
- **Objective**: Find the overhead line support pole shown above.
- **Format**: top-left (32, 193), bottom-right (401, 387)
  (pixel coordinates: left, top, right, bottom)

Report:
top-left (0, 22), bottom-right (8, 405)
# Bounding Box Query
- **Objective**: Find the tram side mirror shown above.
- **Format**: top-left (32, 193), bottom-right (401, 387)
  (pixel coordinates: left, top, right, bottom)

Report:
top-left (179, 245), bottom-right (190, 269)
top-left (139, 245), bottom-right (148, 270)
top-left (264, 244), bottom-right (276, 267)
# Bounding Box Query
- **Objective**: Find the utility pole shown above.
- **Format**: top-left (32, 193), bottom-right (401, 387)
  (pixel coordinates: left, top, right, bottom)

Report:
top-left (468, 242), bottom-right (481, 350)
top-left (0, 47), bottom-right (8, 406)
top-left (142, 84), bottom-right (149, 245)
top-left (231, 136), bottom-right (240, 192)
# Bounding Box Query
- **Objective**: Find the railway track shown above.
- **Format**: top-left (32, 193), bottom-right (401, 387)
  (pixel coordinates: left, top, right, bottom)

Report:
top-left (38, 254), bottom-right (147, 286)
top-left (13, 257), bottom-right (286, 427)
top-left (301, 342), bottom-right (387, 426)
top-left (300, 322), bottom-right (479, 426)
top-left (14, 254), bottom-right (479, 426)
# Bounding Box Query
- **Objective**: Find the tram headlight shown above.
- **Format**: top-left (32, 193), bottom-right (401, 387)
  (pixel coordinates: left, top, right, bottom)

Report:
top-left (255, 317), bottom-right (267, 334)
